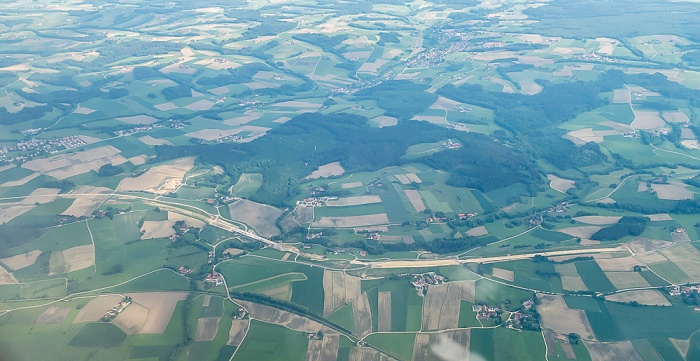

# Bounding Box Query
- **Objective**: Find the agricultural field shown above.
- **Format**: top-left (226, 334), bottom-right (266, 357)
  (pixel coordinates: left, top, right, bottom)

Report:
top-left (1, 0), bottom-right (700, 360)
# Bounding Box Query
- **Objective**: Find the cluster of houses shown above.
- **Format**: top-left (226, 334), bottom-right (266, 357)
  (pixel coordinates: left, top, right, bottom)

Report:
top-left (407, 30), bottom-right (485, 67)
top-left (207, 251), bottom-right (215, 264)
top-left (112, 123), bottom-right (157, 137)
top-left (0, 135), bottom-right (89, 164)
top-left (547, 202), bottom-right (570, 213)
top-left (296, 196), bottom-right (339, 207)
top-left (101, 296), bottom-right (132, 322)
top-left (572, 52), bottom-right (616, 63)
top-left (177, 266), bottom-right (192, 276)
top-left (472, 304), bottom-right (499, 319)
top-left (411, 272), bottom-right (445, 296)
top-left (668, 284), bottom-right (697, 296)
top-left (444, 139), bottom-right (462, 150)
top-left (306, 331), bottom-right (323, 340)
top-left (204, 271), bottom-right (224, 286)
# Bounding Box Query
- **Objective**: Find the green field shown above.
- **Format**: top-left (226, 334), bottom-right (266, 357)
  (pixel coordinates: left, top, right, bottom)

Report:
top-left (575, 260), bottom-right (616, 293)
top-left (364, 333), bottom-right (416, 361)
top-left (366, 279), bottom-right (423, 332)
top-left (233, 320), bottom-right (308, 361)
top-left (470, 328), bottom-right (546, 361)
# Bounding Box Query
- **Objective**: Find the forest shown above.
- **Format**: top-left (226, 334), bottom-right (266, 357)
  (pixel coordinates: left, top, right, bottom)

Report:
top-left (155, 113), bottom-right (542, 206)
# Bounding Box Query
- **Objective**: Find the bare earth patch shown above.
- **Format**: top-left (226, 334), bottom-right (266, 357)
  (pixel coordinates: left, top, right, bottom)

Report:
top-left (404, 189), bottom-right (426, 213)
top-left (466, 226), bottom-right (489, 237)
top-left (492, 268), bottom-right (514, 282)
top-left (61, 186), bottom-right (113, 218)
top-left (312, 214), bottom-right (390, 228)
top-left (1, 250), bottom-right (42, 271)
top-left (140, 220), bottom-right (176, 239)
top-left (372, 115), bottom-right (398, 128)
top-left (116, 115), bottom-right (158, 124)
top-left (585, 341), bottom-right (643, 361)
top-left (0, 266), bottom-right (18, 285)
top-left (607, 290), bottom-right (670, 306)
top-left (651, 182), bottom-right (694, 200)
top-left (559, 226), bottom-right (602, 239)
top-left (138, 135), bottom-right (173, 146)
top-left (227, 319), bottom-right (249, 346)
top-left (326, 195), bottom-right (382, 207)
top-left (35, 306), bottom-right (71, 325)
top-left (131, 292), bottom-right (188, 334)
top-left (595, 256), bottom-right (640, 272)
top-left (632, 110), bottom-right (666, 130)
top-left (341, 181), bottom-right (363, 189)
top-left (113, 302), bottom-right (149, 335)
top-left (627, 238), bottom-right (672, 253)
top-left (22, 146), bottom-right (126, 180)
top-left (228, 199), bottom-right (283, 237)
top-left (119, 157), bottom-right (194, 194)
top-left (305, 162), bottom-right (345, 180)
top-left (73, 295), bottom-right (124, 323)
top-left (538, 294), bottom-right (594, 340)
top-left (548, 174), bottom-right (576, 193)
top-left (195, 317), bottom-right (221, 341)
top-left (573, 216), bottom-right (622, 225)
top-left (422, 281), bottom-right (475, 331)
top-left (377, 291), bottom-right (392, 332)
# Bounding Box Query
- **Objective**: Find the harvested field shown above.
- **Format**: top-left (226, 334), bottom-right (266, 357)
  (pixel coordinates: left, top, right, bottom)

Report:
top-left (561, 276), bottom-right (588, 291)
top-left (167, 212), bottom-right (205, 228)
top-left (54, 244), bottom-right (94, 274)
top-left (466, 226), bottom-right (488, 237)
top-left (412, 330), bottom-right (469, 361)
top-left (627, 238), bottom-right (672, 253)
top-left (378, 291), bottom-right (392, 332)
top-left (341, 181), bottom-right (363, 189)
top-left (605, 271), bottom-right (650, 289)
top-left (404, 190), bottom-right (426, 212)
top-left (326, 195), bottom-right (382, 207)
top-left (223, 248), bottom-right (245, 256)
top-left (372, 116), bottom-right (398, 127)
top-left (323, 270), bottom-right (361, 316)
top-left (61, 186), bottom-right (112, 217)
top-left (184, 99), bottom-right (214, 111)
top-left (613, 89), bottom-right (631, 103)
top-left (492, 268), bottom-right (514, 282)
top-left (548, 174), bottom-right (576, 193)
top-left (566, 128), bottom-right (619, 144)
top-left (236, 300), bottom-right (330, 334)
top-left (595, 256), bottom-right (640, 272)
top-left (119, 157), bottom-right (194, 194)
top-left (185, 128), bottom-right (241, 141)
top-left (519, 81), bottom-right (543, 95)
top-left (222, 113), bottom-right (260, 126)
top-left (1, 250), bottom-right (42, 271)
top-left (0, 266), bottom-right (17, 285)
top-left (651, 183), bottom-right (694, 200)
top-left (671, 232), bottom-right (691, 242)
top-left (113, 302), bottom-right (149, 335)
top-left (636, 251), bottom-right (668, 264)
top-left (35, 306), bottom-right (71, 325)
top-left (606, 290), bottom-right (670, 306)
top-left (585, 341), bottom-right (643, 361)
top-left (638, 182), bottom-right (648, 192)
top-left (559, 226), bottom-right (602, 239)
top-left (632, 110), bottom-right (665, 130)
top-left (306, 339), bottom-right (324, 361)
top-left (195, 317), bottom-right (221, 341)
top-left (73, 295), bottom-right (124, 323)
top-left (274, 101), bottom-right (321, 109)
top-left (0, 204), bottom-right (34, 224)
top-left (422, 281), bottom-right (475, 331)
top-left (305, 162), bottom-right (345, 179)
top-left (116, 115), bottom-right (158, 124)
top-left (128, 155), bottom-right (148, 165)
top-left (130, 292), bottom-right (188, 334)
top-left (430, 96), bottom-right (462, 111)
top-left (573, 216), bottom-right (622, 225)
top-left (312, 214), bottom-right (390, 228)
top-left (406, 174), bottom-right (422, 183)
top-left (295, 205), bottom-right (314, 224)
top-left (154, 102), bottom-right (178, 111)
top-left (660, 243), bottom-right (700, 279)
top-left (74, 106), bottom-right (96, 115)
top-left (138, 135), bottom-right (172, 146)
top-left (227, 319), bottom-right (249, 346)
top-left (537, 295), bottom-right (594, 340)
top-left (395, 174), bottom-right (411, 184)
top-left (553, 64), bottom-right (595, 77)
top-left (597, 38), bottom-right (616, 55)
top-left (272, 116), bottom-right (291, 124)
top-left (349, 347), bottom-right (388, 361)
top-left (353, 293), bottom-right (372, 337)
top-left (228, 199), bottom-right (282, 237)
top-left (140, 220), bottom-right (176, 239)
top-left (662, 111), bottom-right (690, 123)
top-left (22, 146), bottom-right (126, 180)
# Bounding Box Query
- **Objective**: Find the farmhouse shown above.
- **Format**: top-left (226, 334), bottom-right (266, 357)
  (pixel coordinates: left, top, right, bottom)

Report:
top-left (471, 304), bottom-right (500, 319)
top-left (411, 272), bottom-right (445, 295)
top-left (204, 272), bottom-right (223, 286)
